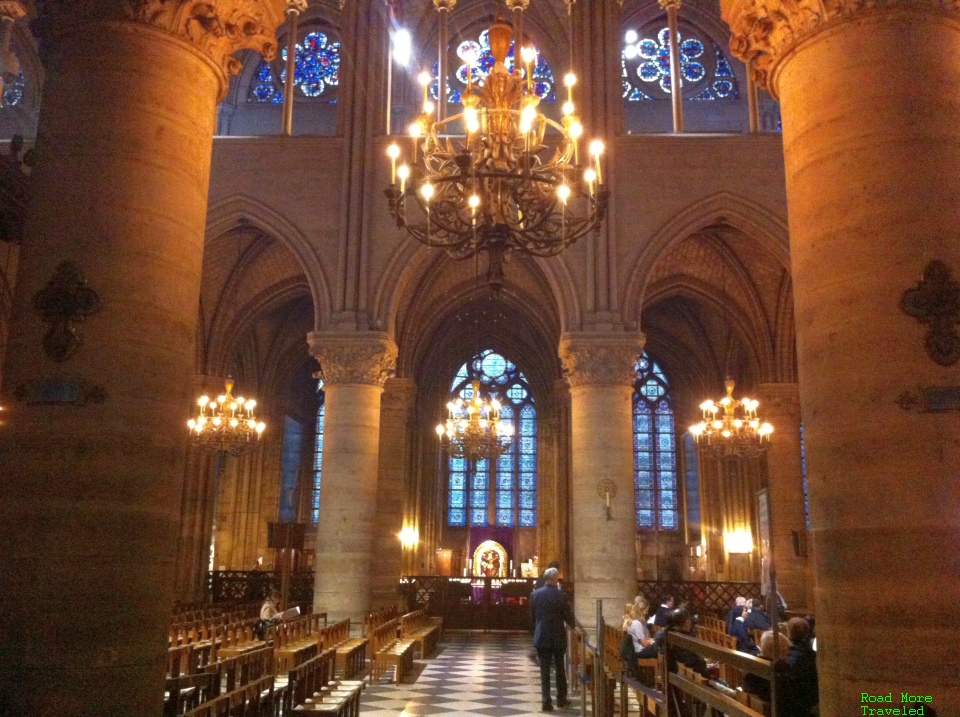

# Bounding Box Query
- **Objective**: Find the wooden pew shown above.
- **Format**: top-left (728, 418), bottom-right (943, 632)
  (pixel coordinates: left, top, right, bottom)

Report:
top-left (183, 674), bottom-right (276, 717)
top-left (399, 608), bottom-right (441, 659)
top-left (370, 618), bottom-right (416, 684)
top-left (287, 649), bottom-right (364, 716)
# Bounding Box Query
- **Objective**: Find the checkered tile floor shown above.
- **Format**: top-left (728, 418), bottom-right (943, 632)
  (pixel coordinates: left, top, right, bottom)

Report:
top-left (360, 632), bottom-right (579, 716)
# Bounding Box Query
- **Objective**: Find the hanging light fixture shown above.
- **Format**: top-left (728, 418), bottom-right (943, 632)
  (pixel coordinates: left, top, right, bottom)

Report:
top-left (690, 379), bottom-right (773, 459)
top-left (436, 380), bottom-right (513, 460)
top-left (188, 378), bottom-right (266, 456)
top-left (384, 8), bottom-right (608, 290)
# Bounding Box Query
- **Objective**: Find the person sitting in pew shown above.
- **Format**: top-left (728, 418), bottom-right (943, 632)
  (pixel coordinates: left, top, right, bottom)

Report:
top-left (726, 596), bottom-right (748, 634)
top-left (780, 617), bottom-right (819, 717)
top-left (742, 630), bottom-right (790, 702)
top-left (745, 599), bottom-right (772, 631)
top-left (728, 606), bottom-right (761, 656)
top-left (260, 590), bottom-right (283, 622)
top-left (651, 595), bottom-right (675, 627)
top-left (648, 607), bottom-right (710, 678)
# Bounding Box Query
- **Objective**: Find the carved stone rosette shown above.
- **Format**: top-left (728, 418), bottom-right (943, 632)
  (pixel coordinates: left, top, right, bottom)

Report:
top-left (33, 0), bottom-right (286, 88)
top-left (720, 0), bottom-right (960, 94)
top-left (558, 332), bottom-right (645, 388)
top-left (308, 332), bottom-right (398, 388)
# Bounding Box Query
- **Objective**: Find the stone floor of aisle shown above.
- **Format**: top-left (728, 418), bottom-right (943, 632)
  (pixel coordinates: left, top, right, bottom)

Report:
top-left (359, 632), bottom-right (580, 717)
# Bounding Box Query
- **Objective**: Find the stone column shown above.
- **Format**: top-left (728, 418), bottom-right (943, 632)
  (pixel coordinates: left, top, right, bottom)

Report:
top-left (309, 332), bottom-right (397, 622)
top-left (0, 4), bottom-right (284, 716)
top-left (756, 383), bottom-right (807, 610)
top-left (371, 377), bottom-right (416, 607)
top-left (723, 2), bottom-right (960, 710)
top-left (559, 332), bottom-right (644, 629)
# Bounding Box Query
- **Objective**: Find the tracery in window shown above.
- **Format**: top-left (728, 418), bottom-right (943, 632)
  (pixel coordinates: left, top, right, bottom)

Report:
top-left (633, 353), bottom-right (678, 530)
top-left (249, 31), bottom-right (341, 104)
top-left (311, 380), bottom-right (325, 524)
top-left (432, 29), bottom-right (555, 104)
top-left (1, 68), bottom-right (24, 108)
top-left (622, 27), bottom-right (738, 102)
top-left (447, 350), bottom-right (537, 528)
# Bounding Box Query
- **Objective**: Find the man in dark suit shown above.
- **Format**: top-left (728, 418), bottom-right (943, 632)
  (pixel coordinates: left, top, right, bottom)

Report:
top-left (531, 567), bottom-right (577, 712)
top-left (652, 595), bottom-right (675, 626)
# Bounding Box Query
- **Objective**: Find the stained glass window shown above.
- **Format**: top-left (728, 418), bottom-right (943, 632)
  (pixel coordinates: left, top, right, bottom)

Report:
top-left (447, 349), bottom-right (537, 527)
top-left (800, 424), bottom-right (810, 530)
top-left (634, 354), bottom-right (677, 530)
top-left (311, 380), bottom-right (325, 524)
top-left (622, 27), bottom-right (739, 102)
top-left (1, 68), bottom-right (24, 108)
top-left (248, 31), bottom-right (341, 104)
top-left (432, 29), bottom-right (555, 104)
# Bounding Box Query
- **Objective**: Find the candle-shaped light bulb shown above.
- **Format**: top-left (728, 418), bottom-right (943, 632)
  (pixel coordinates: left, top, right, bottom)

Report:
top-left (562, 101), bottom-right (575, 117)
top-left (397, 164), bottom-right (410, 194)
top-left (423, 100), bottom-right (435, 115)
top-left (418, 70), bottom-right (431, 105)
top-left (589, 139), bottom-right (605, 184)
top-left (557, 184), bottom-right (571, 204)
top-left (584, 167), bottom-right (597, 195)
top-left (420, 183), bottom-right (435, 202)
top-left (387, 143), bottom-right (400, 183)
top-left (564, 72), bottom-right (576, 103)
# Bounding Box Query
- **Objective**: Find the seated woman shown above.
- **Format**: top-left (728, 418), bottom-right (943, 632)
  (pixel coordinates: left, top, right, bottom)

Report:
top-left (780, 617), bottom-right (819, 717)
top-left (728, 606), bottom-right (761, 656)
top-left (742, 630), bottom-right (790, 702)
top-left (627, 596), bottom-right (655, 651)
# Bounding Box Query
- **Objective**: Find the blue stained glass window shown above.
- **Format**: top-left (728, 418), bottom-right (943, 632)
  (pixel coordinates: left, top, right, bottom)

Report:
top-left (248, 31), bottom-right (341, 104)
top-left (2, 68), bottom-right (25, 108)
top-left (633, 353), bottom-right (678, 530)
top-left (433, 30), bottom-right (556, 103)
top-left (311, 382), bottom-right (326, 524)
top-left (623, 27), bottom-right (739, 102)
top-left (446, 349), bottom-right (537, 527)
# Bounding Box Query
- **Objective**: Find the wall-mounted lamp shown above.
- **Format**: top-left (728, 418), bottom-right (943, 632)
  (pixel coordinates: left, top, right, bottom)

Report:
top-left (724, 529), bottom-right (754, 554)
top-left (596, 479), bottom-right (617, 521)
top-left (398, 525), bottom-right (419, 549)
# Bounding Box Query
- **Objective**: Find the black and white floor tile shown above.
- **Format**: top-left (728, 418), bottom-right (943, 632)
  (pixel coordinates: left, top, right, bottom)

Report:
top-left (360, 633), bottom-right (580, 717)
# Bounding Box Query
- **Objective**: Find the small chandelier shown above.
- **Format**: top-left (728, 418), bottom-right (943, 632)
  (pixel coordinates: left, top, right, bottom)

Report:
top-left (690, 380), bottom-right (773, 459)
top-left (385, 15), bottom-right (608, 290)
top-left (436, 380), bottom-right (514, 460)
top-left (188, 379), bottom-right (266, 456)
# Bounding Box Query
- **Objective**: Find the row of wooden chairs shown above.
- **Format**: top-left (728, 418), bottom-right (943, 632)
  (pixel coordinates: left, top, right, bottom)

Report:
top-left (369, 618), bottom-right (416, 684)
top-left (399, 608), bottom-right (441, 659)
top-left (363, 606), bottom-right (399, 636)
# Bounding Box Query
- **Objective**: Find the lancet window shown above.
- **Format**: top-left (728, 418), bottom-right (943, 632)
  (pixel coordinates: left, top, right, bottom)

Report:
top-left (1, 68), bottom-right (23, 108)
top-left (311, 381), bottom-right (326, 524)
top-left (622, 26), bottom-right (738, 101)
top-left (633, 354), bottom-right (678, 530)
top-left (447, 350), bottom-right (537, 528)
top-left (249, 30), bottom-right (341, 104)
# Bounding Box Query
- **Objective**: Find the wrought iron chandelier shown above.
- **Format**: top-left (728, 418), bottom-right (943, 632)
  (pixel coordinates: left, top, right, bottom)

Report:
top-left (690, 380), bottom-right (773, 459)
top-left (436, 380), bottom-right (514, 460)
top-left (188, 378), bottom-right (266, 456)
top-left (385, 12), bottom-right (608, 289)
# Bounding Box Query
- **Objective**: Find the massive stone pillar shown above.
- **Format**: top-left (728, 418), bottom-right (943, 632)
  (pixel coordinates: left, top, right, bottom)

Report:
top-left (309, 332), bottom-right (397, 622)
top-left (756, 383), bottom-right (808, 610)
top-left (371, 377), bottom-right (416, 607)
top-left (559, 332), bottom-right (643, 629)
top-left (723, 2), bottom-right (960, 711)
top-left (0, 4), bottom-right (285, 715)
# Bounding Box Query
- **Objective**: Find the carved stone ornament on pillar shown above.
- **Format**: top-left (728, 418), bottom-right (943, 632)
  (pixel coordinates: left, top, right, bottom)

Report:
top-left (721, 0), bottom-right (960, 94)
top-left (31, 0), bottom-right (286, 96)
top-left (558, 333), bottom-right (644, 388)
top-left (309, 332), bottom-right (398, 387)
top-left (900, 260), bottom-right (960, 366)
top-left (32, 261), bottom-right (101, 362)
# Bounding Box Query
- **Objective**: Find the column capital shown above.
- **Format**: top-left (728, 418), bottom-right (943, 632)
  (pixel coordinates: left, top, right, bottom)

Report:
top-left (33, 0), bottom-right (286, 88)
top-left (558, 331), bottom-right (645, 389)
top-left (658, 0), bottom-right (681, 11)
top-left (308, 331), bottom-right (398, 388)
top-left (756, 381), bottom-right (801, 416)
top-left (721, 0), bottom-right (959, 95)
